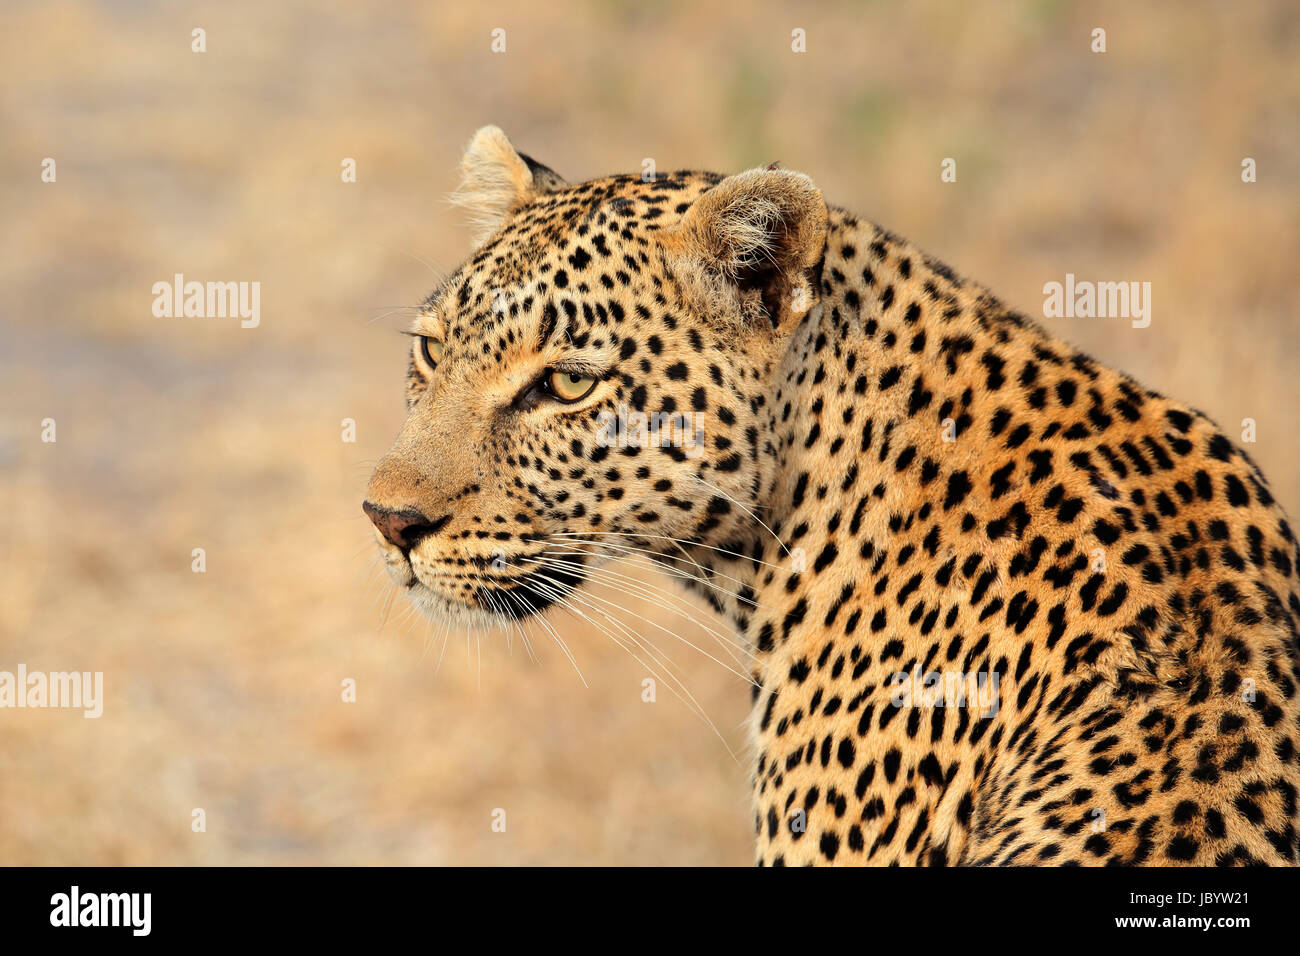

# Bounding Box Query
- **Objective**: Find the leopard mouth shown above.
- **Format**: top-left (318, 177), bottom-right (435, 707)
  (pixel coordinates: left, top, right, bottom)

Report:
top-left (387, 546), bottom-right (586, 627)
top-left (469, 559), bottom-right (585, 618)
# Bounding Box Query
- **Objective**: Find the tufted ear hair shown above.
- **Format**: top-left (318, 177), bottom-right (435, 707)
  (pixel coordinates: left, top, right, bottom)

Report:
top-left (449, 126), bottom-right (567, 245)
top-left (666, 168), bottom-right (828, 332)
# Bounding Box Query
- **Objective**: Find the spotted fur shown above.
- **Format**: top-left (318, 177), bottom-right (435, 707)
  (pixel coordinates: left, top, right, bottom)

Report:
top-left (365, 127), bottom-right (1300, 866)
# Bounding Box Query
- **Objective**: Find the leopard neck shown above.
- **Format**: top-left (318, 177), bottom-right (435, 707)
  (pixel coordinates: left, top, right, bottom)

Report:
top-left (684, 209), bottom-right (1042, 655)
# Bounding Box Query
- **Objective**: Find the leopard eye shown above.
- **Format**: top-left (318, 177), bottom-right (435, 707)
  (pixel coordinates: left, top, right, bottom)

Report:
top-left (548, 369), bottom-right (598, 403)
top-left (419, 336), bottom-right (444, 367)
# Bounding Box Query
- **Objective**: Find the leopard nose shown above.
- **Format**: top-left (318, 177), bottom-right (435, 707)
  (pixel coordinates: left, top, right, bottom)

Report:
top-left (362, 501), bottom-right (441, 550)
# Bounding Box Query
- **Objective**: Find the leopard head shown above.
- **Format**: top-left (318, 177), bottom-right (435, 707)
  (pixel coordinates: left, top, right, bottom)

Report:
top-left (364, 126), bottom-right (828, 628)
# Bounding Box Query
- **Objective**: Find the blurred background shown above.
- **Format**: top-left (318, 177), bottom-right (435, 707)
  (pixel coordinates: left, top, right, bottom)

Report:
top-left (1, 0), bottom-right (1297, 865)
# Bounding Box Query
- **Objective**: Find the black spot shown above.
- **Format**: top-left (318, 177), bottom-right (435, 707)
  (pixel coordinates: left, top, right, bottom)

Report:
top-left (1207, 434), bottom-right (1234, 462)
top-left (883, 748), bottom-right (902, 783)
top-left (944, 471), bottom-right (972, 511)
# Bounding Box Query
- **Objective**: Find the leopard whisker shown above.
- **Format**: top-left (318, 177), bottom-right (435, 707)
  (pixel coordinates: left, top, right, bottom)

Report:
top-left (499, 593), bottom-right (535, 662)
top-left (520, 573), bottom-right (693, 696)
top-left (542, 538), bottom-right (771, 612)
top-left (688, 473), bottom-right (790, 557)
top-left (529, 553), bottom-right (756, 671)
top-left (527, 559), bottom-right (755, 678)
top-left (550, 530), bottom-right (788, 573)
top-left (522, 573), bottom-right (737, 757)
top-left (504, 588), bottom-right (586, 683)
top-left (524, 563), bottom-right (755, 685)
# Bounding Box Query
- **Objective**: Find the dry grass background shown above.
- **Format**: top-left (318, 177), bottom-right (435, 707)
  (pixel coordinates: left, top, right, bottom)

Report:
top-left (0, 0), bottom-right (1297, 865)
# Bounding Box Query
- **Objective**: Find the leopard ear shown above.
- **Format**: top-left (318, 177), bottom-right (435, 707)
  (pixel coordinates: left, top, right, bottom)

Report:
top-left (667, 167), bottom-right (828, 332)
top-left (450, 126), bottom-right (567, 245)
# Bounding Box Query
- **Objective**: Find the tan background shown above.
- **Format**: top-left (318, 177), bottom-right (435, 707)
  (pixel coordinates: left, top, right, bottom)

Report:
top-left (1, 0), bottom-right (1296, 864)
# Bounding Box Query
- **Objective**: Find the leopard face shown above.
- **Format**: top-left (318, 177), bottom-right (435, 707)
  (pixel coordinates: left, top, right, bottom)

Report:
top-left (363, 126), bottom-right (828, 630)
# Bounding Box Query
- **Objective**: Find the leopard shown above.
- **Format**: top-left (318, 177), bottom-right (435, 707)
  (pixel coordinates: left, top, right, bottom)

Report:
top-left (363, 126), bottom-right (1300, 866)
